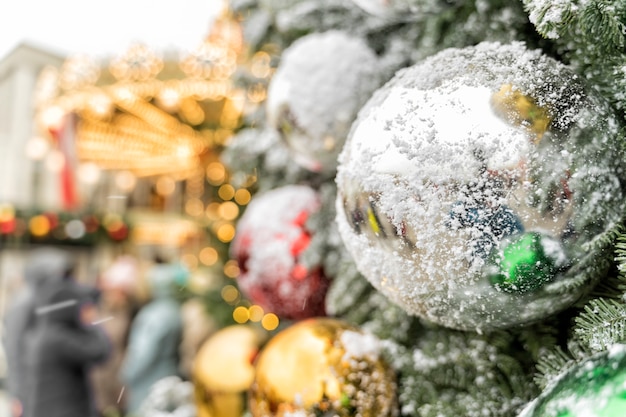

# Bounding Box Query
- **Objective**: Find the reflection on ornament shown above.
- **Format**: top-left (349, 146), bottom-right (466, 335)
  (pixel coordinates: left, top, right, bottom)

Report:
top-left (488, 232), bottom-right (565, 294)
top-left (231, 185), bottom-right (330, 320)
top-left (520, 345), bottom-right (626, 417)
top-left (336, 42), bottom-right (626, 330)
top-left (448, 201), bottom-right (525, 259)
top-left (249, 318), bottom-right (398, 417)
top-left (266, 31), bottom-right (382, 174)
top-left (193, 325), bottom-right (267, 417)
top-left (491, 84), bottom-right (552, 142)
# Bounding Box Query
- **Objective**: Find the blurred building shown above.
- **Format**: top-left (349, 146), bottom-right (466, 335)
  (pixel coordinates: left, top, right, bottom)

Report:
top-left (0, 43), bottom-right (65, 209)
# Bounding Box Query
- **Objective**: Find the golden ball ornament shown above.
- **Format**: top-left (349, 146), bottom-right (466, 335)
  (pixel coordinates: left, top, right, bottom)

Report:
top-left (336, 41), bottom-right (626, 331)
top-left (249, 317), bottom-right (398, 417)
top-left (193, 325), bottom-right (268, 417)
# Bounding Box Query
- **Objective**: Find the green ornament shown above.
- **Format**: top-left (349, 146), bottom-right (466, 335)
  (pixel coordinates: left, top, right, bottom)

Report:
top-left (489, 232), bottom-right (558, 293)
top-left (520, 345), bottom-right (626, 417)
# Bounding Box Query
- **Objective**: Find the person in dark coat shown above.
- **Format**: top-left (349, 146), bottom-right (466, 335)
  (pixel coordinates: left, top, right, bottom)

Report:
top-left (2, 247), bottom-right (75, 417)
top-left (22, 279), bottom-right (111, 417)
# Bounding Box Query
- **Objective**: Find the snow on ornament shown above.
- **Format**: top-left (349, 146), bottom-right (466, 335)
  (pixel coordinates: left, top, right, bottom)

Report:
top-left (266, 30), bottom-right (382, 175)
top-left (350, 0), bottom-right (446, 19)
top-left (249, 317), bottom-right (398, 417)
top-left (519, 345), bottom-right (626, 417)
top-left (335, 41), bottom-right (626, 331)
top-left (231, 185), bottom-right (330, 320)
top-left (138, 376), bottom-right (196, 417)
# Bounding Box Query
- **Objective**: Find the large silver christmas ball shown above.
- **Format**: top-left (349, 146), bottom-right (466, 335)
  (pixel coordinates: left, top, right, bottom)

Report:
top-left (266, 30), bottom-right (382, 175)
top-left (336, 42), bottom-right (626, 331)
top-left (350, 0), bottom-right (446, 19)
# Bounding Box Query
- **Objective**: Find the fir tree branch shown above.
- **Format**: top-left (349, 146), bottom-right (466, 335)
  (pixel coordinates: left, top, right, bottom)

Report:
top-left (580, 1), bottom-right (626, 52)
top-left (533, 345), bottom-right (577, 389)
top-left (524, 0), bottom-right (626, 53)
top-left (574, 297), bottom-right (626, 351)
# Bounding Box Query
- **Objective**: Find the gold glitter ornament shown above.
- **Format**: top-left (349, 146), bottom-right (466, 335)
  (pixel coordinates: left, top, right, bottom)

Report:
top-left (193, 325), bottom-right (268, 417)
top-left (249, 317), bottom-right (398, 417)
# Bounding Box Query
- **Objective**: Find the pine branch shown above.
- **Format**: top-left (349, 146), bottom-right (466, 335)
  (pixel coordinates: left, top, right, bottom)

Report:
top-left (574, 297), bottom-right (626, 351)
top-left (396, 330), bottom-right (536, 417)
top-left (522, 0), bottom-right (577, 40)
top-left (580, 1), bottom-right (626, 53)
top-left (533, 345), bottom-right (577, 389)
top-left (514, 321), bottom-right (560, 362)
top-left (524, 0), bottom-right (626, 53)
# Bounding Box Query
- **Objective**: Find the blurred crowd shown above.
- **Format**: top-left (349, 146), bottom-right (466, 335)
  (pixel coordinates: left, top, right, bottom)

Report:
top-left (1, 246), bottom-right (214, 417)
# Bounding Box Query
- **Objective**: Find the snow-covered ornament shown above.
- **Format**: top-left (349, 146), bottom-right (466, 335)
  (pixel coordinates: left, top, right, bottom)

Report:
top-left (249, 317), bottom-right (398, 417)
top-left (519, 345), bottom-right (626, 417)
top-left (193, 325), bottom-right (267, 417)
top-left (138, 376), bottom-right (196, 417)
top-left (349, 0), bottom-right (445, 19)
top-left (336, 41), bottom-right (626, 331)
top-left (231, 185), bottom-right (330, 320)
top-left (266, 30), bottom-right (382, 175)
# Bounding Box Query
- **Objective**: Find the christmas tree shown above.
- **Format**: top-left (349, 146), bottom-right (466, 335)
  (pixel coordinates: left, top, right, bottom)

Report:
top-left (199, 1), bottom-right (626, 416)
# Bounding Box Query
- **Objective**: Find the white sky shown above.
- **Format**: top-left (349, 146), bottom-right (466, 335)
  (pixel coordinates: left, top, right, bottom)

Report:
top-left (0, 0), bottom-right (223, 60)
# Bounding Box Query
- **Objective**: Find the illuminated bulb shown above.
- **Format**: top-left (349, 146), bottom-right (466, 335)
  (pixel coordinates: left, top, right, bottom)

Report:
top-left (185, 198), bottom-right (204, 217)
top-left (25, 136), bottom-right (50, 160)
top-left (45, 150), bottom-right (65, 172)
top-left (112, 86), bottom-right (135, 103)
top-left (88, 93), bottom-right (113, 118)
top-left (189, 272), bottom-right (213, 293)
top-left (205, 202), bottom-right (221, 220)
top-left (247, 83), bottom-right (267, 103)
top-left (233, 306), bottom-right (249, 323)
top-left (218, 201), bottom-right (239, 220)
top-left (65, 219), bottom-right (86, 239)
top-left (248, 305), bottom-right (264, 322)
top-left (223, 260), bottom-right (240, 278)
top-left (78, 162), bottom-right (101, 185)
top-left (0, 204), bottom-right (16, 222)
top-left (176, 144), bottom-right (193, 158)
top-left (156, 176), bottom-right (176, 196)
top-left (29, 215), bottom-right (51, 237)
top-left (115, 171), bottom-right (137, 192)
top-left (157, 88), bottom-right (181, 110)
top-left (261, 313), bottom-right (279, 331)
top-left (234, 189), bottom-right (251, 205)
top-left (206, 162), bottom-right (226, 184)
top-left (218, 184), bottom-right (235, 200)
top-left (250, 51), bottom-right (271, 78)
top-left (199, 247), bottom-right (219, 266)
top-left (40, 106), bottom-right (65, 131)
top-left (217, 223), bottom-right (235, 242)
top-left (221, 285), bottom-right (239, 303)
top-left (59, 54), bottom-right (100, 90)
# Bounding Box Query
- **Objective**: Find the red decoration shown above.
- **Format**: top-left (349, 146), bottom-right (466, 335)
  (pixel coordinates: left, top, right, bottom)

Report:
top-left (49, 113), bottom-right (80, 211)
top-left (231, 185), bottom-right (330, 320)
top-left (107, 220), bottom-right (129, 241)
top-left (0, 218), bottom-right (16, 234)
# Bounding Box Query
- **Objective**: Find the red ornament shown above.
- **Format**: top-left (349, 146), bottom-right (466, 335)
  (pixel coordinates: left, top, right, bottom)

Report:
top-left (0, 218), bottom-right (16, 234)
top-left (107, 221), bottom-right (129, 241)
top-left (231, 185), bottom-right (330, 320)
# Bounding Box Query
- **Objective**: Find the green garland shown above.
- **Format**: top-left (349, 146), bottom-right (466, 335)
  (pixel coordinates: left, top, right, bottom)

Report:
top-left (0, 208), bottom-right (130, 247)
